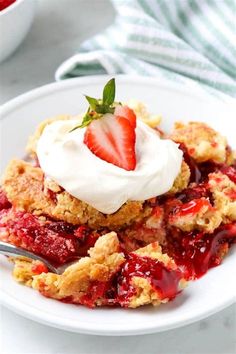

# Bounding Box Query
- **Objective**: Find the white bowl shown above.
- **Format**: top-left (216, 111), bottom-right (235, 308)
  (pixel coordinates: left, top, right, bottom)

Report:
top-left (0, 75), bottom-right (235, 335)
top-left (0, 0), bottom-right (36, 63)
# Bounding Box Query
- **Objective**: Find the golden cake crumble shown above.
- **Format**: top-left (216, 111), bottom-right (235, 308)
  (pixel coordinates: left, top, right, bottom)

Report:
top-left (170, 121), bottom-right (227, 163)
top-left (168, 161), bottom-right (190, 195)
top-left (168, 197), bottom-right (222, 233)
top-left (118, 242), bottom-right (186, 308)
top-left (209, 172), bottom-right (236, 222)
top-left (32, 232), bottom-right (125, 306)
top-left (2, 159), bottom-right (149, 230)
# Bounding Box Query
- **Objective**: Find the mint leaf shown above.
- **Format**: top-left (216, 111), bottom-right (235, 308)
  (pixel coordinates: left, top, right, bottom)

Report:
top-left (85, 95), bottom-right (99, 110)
top-left (70, 78), bottom-right (117, 132)
top-left (70, 112), bottom-right (93, 131)
top-left (95, 104), bottom-right (115, 114)
top-left (102, 78), bottom-right (115, 106)
top-left (77, 115), bottom-right (93, 129)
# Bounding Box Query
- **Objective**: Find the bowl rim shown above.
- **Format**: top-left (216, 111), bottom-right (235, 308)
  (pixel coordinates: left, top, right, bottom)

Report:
top-left (0, 0), bottom-right (26, 16)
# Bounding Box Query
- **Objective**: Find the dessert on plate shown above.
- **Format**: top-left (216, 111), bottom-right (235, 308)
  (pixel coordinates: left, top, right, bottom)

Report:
top-left (0, 79), bottom-right (235, 308)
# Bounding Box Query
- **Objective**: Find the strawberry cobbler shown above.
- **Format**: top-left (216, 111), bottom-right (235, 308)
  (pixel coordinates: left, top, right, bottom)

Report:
top-left (0, 79), bottom-right (235, 308)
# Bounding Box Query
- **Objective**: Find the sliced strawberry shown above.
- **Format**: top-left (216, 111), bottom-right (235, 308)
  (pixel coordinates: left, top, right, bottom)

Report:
top-left (114, 105), bottom-right (137, 128)
top-left (84, 113), bottom-right (136, 171)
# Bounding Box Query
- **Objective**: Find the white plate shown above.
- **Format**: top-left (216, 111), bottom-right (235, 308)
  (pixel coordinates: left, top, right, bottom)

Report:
top-left (0, 75), bottom-right (235, 336)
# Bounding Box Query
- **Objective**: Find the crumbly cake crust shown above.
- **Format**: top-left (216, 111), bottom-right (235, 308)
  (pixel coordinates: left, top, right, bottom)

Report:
top-left (121, 206), bottom-right (167, 249)
top-left (209, 172), bottom-right (236, 222)
top-left (32, 232), bottom-right (125, 306)
top-left (2, 157), bottom-right (189, 231)
top-left (2, 159), bottom-right (149, 230)
top-left (12, 235), bottom-right (185, 308)
top-left (168, 161), bottom-right (190, 194)
top-left (168, 197), bottom-right (222, 233)
top-left (170, 122), bottom-right (227, 163)
top-left (10, 257), bottom-right (39, 287)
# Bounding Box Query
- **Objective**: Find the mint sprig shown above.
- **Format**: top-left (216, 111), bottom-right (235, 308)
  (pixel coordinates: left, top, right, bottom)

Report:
top-left (71, 78), bottom-right (116, 131)
top-left (103, 78), bottom-right (115, 105)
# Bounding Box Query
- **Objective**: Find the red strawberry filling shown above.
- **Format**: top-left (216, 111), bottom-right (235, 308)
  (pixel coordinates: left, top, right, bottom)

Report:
top-left (166, 223), bottom-right (236, 279)
top-left (0, 209), bottom-right (98, 264)
top-left (117, 253), bottom-right (183, 307)
top-left (0, 0), bottom-right (16, 11)
top-left (0, 189), bottom-right (11, 210)
top-left (0, 199), bottom-right (235, 307)
top-left (220, 165), bottom-right (236, 183)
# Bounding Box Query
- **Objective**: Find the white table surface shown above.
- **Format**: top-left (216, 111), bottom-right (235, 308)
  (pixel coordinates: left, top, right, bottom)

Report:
top-left (0, 1), bottom-right (235, 353)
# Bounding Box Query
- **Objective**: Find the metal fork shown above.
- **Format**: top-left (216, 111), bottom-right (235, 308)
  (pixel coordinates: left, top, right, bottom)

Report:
top-left (0, 241), bottom-right (77, 274)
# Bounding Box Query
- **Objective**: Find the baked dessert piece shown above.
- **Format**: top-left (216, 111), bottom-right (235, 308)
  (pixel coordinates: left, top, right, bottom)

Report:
top-left (121, 205), bottom-right (166, 249)
top-left (168, 161), bottom-right (190, 194)
top-left (32, 232), bottom-right (125, 307)
top-left (10, 257), bottom-right (48, 287)
top-left (1, 79), bottom-right (236, 309)
top-left (170, 121), bottom-right (227, 163)
top-left (1, 156), bottom-right (191, 251)
top-left (2, 159), bottom-right (148, 230)
top-left (11, 233), bottom-right (186, 308)
top-left (0, 208), bottom-right (93, 263)
top-left (168, 197), bottom-right (222, 233)
top-left (117, 242), bottom-right (186, 308)
top-left (208, 169), bottom-right (236, 222)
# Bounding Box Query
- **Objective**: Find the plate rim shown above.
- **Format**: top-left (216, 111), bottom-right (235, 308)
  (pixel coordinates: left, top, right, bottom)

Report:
top-left (0, 74), bottom-right (235, 335)
top-left (1, 286), bottom-right (235, 336)
top-left (1, 74), bottom-right (230, 119)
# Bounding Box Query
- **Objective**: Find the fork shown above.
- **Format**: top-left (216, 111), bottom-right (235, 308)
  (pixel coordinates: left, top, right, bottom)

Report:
top-left (0, 241), bottom-right (77, 274)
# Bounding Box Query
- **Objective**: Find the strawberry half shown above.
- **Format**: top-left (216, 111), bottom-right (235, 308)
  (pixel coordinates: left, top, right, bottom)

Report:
top-left (84, 113), bottom-right (136, 171)
top-left (114, 105), bottom-right (137, 128)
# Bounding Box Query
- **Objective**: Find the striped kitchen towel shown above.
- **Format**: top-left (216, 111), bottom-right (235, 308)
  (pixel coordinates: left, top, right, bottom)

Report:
top-left (55, 0), bottom-right (236, 100)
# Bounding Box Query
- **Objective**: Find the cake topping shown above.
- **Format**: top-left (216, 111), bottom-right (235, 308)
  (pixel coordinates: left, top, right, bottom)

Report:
top-left (36, 80), bottom-right (183, 214)
top-left (71, 78), bottom-right (137, 171)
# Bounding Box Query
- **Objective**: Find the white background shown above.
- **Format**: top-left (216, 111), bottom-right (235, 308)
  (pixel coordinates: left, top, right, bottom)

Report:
top-left (0, 1), bottom-right (235, 353)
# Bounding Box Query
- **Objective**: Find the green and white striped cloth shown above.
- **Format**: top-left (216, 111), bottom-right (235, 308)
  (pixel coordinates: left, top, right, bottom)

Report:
top-left (55, 0), bottom-right (236, 100)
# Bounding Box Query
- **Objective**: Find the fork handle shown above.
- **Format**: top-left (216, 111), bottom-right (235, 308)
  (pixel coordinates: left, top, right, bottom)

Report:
top-left (0, 241), bottom-right (57, 273)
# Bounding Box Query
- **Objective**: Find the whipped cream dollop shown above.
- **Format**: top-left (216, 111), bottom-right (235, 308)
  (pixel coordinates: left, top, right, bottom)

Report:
top-left (37, 117), bottom-right (183, 214)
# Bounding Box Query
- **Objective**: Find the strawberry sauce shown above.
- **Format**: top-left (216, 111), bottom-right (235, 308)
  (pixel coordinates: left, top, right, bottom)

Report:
top-left (117, 253), bottom-right (182, 306)
top-left (172, 198), bottom-right (210, 218)
top-left (0, 189), bottom-right (11, 210)
top-left (220, 166), bottom-right (236, 184)
top-left (79, 281), bottom-right (111, 308)
top-left (0, 0), bottom-right (16, 11)
top-left (0, 209), bottom-right (98, 264)
top-left (167, 223), bottom-right (236, 279)
top-left (176, 184), bottom-right (211, 203)
top-left (31, 263), bottom-right (49, 275)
